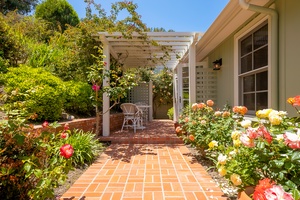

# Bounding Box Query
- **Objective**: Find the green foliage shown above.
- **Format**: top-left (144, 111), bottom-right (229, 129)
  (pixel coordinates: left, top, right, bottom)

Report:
top-left (2, 66), bottom-right (66, 121)
top-left (35, 0), bottom-right (80, 32)
top-left (167, 107), bottom-right (174, 120)
top-left (152, 67), bottom-right (173, 106)
top-left (0, 0), bottom-right (38, 15)
top-left (0, 13), bottom-right (27, 67)
top-left (0, 111), bottom-right (73, 200)
top-left (64, 81), bottom-right (94, 115)
top-left (65, 129), bottom-right (104, 167)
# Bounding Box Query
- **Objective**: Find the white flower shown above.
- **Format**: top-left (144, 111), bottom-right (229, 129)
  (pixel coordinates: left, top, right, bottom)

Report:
top-left (275, 134), bottom-right (284, 141)
top-left (217, 154), bottom-right (227, 165)
top-left (240, 120), bottom-right (252, 128)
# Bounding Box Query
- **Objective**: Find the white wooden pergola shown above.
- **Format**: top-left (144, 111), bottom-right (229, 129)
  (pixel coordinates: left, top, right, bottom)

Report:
top-left (95, 32), bottom-right (202, 136)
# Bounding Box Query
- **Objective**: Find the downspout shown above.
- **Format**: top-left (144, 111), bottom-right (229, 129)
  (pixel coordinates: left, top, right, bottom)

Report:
top-left (239, 0), bottom-right (279, 110)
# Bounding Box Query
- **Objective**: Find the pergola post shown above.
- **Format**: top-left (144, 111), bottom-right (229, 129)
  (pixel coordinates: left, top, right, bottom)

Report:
top-left (102, 43), bottom-right (110, 137)
top-left (189, 44), bottom-right (196, 104)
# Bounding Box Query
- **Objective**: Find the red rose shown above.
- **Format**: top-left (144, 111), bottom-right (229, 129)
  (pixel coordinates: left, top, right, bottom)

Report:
top-left (61, 131), bottom-right (67, 139)
top-left (64, 123), bottom-right (69, 130)
top-left (60, 144), bottom-right (74, 159)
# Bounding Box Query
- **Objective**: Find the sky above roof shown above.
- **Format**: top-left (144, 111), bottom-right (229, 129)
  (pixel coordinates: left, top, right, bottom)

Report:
top-left (67, 0), bottom-right (229, 32)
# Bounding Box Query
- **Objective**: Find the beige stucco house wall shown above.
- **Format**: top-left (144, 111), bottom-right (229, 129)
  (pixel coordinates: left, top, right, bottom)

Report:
top-left (192, 0), bottom-right (300, 116)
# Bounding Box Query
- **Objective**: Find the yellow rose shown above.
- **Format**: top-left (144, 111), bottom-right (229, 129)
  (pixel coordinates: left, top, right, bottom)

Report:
top-left (233, 139), bottom-right (241, 147)
top-left (218, 166), bottom-right (227, 177)
top-left (269, 114), bottom-right (282, 125)
top-left (231, 131), bottom-right (241, 140)
top-left (208, 140), bottom-right (218, 149)
top-left (230, 174), bottom-right (242, 186)
top-left (256, 109), bottom-right (272, 118)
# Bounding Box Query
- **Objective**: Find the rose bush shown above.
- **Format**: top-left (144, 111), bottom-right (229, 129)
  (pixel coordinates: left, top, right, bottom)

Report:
top-left (178, 97), bottom-right (300, 200)
top-left (0, 110), bottom-right (74, 200)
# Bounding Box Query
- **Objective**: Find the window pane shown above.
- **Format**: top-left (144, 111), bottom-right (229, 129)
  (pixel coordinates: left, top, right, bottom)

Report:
top-left (241, 35), bottom-right (252, 56)
top-left (254, 24), bottom-right (268, 50)
top-left (256, 71), bottom-right (268, 91)
top-left (257, 92), bottom-right (268, 110)
top-left (254, 46), bottom-right (268, 69)
top-left (182, 67), bottom-right (189, 76)
top-left (241, 54), bottom-right (252, 73)
top-left (243, 75), bottom-right (255, 92)
top-left (244, 93), bottom-right (255, 110)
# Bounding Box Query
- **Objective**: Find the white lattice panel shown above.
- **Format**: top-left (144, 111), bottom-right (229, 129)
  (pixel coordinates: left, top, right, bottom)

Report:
top-left (127, 82), bottom-right (149, 104)
top-left (196, 66), bottom-right (217, 103)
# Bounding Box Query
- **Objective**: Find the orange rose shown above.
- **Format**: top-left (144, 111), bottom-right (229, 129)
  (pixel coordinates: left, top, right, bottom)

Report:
top-left (189, 134), bottom-right (195, 141)
top-left (197, 103), bottom-right (206, 109)
top-left (222, 111), bottom-right (231, 118)
top-left (206, 100), bottom-right (214, 107)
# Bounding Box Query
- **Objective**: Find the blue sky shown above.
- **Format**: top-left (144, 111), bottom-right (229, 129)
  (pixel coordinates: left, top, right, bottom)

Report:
top-left (67, 0), bottom-right (229, 32)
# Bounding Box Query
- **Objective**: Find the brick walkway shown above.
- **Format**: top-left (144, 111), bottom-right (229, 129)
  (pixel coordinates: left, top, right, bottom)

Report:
top-left (60, 120), bottom-right (228, 200)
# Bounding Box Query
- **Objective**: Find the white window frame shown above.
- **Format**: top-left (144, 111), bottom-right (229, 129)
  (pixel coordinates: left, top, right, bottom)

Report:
top-left (234, 16), bottom-right (272, 114)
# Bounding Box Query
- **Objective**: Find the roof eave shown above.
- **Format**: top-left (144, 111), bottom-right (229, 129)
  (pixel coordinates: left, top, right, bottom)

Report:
top-left (189, 0), bottom-right (271, 62)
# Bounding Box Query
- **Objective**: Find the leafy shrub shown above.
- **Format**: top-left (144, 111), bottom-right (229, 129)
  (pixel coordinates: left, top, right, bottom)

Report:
top-left (64, 81), bottom-right (94, 116)
top-left (0, 111), bottom-right (73, 200)
top-left (167, 107), bottom-right (174, 120)
top-left (65, 129), bottom-right (104, 167)
top-left (2, 66), bottom-right (66, 121)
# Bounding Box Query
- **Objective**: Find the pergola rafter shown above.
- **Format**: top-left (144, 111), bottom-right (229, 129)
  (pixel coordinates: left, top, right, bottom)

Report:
top-left (96, 32), bottom-right (202, 69)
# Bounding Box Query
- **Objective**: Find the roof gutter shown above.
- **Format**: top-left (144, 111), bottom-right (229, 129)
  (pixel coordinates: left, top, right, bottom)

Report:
top-left (239, 0), bottom-right (279, 110)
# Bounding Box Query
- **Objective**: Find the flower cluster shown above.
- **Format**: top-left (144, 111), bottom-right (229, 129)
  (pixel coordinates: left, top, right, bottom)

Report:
top-left (42, 121), bottom-right (74, 159)
top-left (177, 96), bottom-right (300, 200)
top-left (253, 178), bottom-right (294, 200)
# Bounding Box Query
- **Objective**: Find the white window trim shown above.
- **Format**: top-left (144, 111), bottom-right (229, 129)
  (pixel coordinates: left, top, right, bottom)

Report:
top-left (234, 15), bottom-right (271, 109)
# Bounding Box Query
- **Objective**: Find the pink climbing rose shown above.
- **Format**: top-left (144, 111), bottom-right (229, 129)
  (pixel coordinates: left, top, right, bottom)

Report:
top-left (92, 84), bottom-right (100, 91)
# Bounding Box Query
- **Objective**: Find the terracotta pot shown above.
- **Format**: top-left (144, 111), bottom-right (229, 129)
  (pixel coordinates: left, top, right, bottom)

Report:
top-left (238, 186), bottom-right (255, 200)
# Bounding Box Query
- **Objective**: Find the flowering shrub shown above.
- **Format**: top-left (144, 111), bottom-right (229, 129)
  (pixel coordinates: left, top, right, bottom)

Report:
top-left (0, 111), bottom-right (74, 199)
top-left (178, 97), bottom-right (300, 200)
top-left (178, 100), bottom-right (235, 151)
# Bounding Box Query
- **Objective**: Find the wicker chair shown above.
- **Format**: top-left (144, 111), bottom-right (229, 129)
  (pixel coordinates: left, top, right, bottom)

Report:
top-left (120, 103), bottom-right (143, 133)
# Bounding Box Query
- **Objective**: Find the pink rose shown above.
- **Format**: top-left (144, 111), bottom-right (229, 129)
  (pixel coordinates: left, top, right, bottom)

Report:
top-left (283, 132), bottom-right (300, 149)
top-left (92, 84), bottom-right (100, 91)
top-left (240, 133), bottom-right (255, 148)
top-left (265, 185), bottom-right (294, 200)
top-left (42, 121), bottom-right (49, 128)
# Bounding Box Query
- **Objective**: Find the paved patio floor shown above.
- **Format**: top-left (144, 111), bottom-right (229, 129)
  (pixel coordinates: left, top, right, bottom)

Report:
top-left (60, 120), bottom-right (228, 200)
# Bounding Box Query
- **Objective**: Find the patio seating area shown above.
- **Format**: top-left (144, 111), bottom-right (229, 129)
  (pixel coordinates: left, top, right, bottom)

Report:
top-left (60, 120), bottom-right (228, 200)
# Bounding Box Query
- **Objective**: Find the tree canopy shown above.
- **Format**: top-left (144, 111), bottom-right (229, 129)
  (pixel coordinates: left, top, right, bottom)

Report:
top-left (0, 0), bottom-right (39, 15)
top-left (35, 0), bottom-right (80, 32)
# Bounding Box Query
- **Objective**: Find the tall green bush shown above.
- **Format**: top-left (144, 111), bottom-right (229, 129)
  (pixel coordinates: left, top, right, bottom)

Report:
top-left (2, 66), bottom-right (66, 121)
top-left (64, 81), bottom-right (94, 116)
